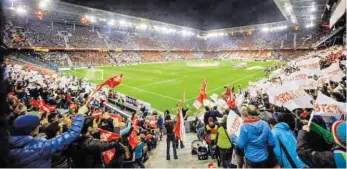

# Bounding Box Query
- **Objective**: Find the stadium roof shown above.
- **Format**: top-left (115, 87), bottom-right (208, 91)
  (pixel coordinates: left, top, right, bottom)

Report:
top-left (62, 0), bottom-right (287, 30)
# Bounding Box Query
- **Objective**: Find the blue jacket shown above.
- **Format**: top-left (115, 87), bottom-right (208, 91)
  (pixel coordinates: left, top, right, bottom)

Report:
top-left (135, 142), bottom-right (145, 159)
top-left (272, 122), bottom-right (307, 168)
top-left (9, 114), bottom-right (84, 168)
top-left (157, 117), bottom-right (164, 128)
top-left (232, 119), bottom-right (274, 163)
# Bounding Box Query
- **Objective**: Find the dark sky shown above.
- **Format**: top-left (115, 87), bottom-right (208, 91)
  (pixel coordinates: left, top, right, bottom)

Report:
top-left (62, 0), bottom-right (286, 30)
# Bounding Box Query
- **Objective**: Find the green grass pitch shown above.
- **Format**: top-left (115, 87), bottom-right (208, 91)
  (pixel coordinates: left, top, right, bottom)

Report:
top-left (63, 61), bottom-right (275, 115)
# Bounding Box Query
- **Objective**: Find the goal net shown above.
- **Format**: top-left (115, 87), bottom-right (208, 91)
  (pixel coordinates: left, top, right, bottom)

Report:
top-left (84, 68), bottom-right (104, 81)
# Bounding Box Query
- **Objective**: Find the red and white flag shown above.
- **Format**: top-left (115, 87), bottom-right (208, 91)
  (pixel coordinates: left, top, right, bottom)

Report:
top-left (39, 96), bottom-right (55, 113)
top-left (314, 91), bottom-right (346, 116)
top-left (128, 130), bottom-right (141, 149)
top-left (224, 86), bottom-right (236, 109)
top-left (90, 74), bottom-right (123, 97)
top-left (193, 78), bottom-right (208, 109)
top-left (174, 92), bottom-right (185, 141)
top-left (99, 129), bottom-right (120, 164)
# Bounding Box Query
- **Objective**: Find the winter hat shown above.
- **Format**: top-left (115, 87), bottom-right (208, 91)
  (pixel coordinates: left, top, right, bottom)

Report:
top-left (332, 120), bottom-right (346, 148)
top-left (13, 114), bottom-right (40, 135)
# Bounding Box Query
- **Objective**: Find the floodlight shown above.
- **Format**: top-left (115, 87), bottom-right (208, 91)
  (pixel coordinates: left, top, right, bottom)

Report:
top-left (138, 23), bottom-right (148, 30)
top-left (15, 6), bottom-right (27, 15)
top-left (262, 27), bottom-right (269, 32)
top-left (108, 19), bottom-right (115, 25)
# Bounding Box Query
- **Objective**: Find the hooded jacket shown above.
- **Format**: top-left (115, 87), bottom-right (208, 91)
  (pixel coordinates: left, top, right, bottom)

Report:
top-left (271, 122), bottom-right (307, 168)
top-left (8, 114), bottom-right (84, 168)
top-left (232, 119), bottom-right (274, 163)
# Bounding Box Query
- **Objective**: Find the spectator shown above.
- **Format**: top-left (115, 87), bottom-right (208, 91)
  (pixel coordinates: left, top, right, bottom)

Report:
top-left (271, 114), bottom-right (307, 168)
top-left (231, 105), bottom-right (275, 168)
top-left (8, 106), bottom-right (87, 167)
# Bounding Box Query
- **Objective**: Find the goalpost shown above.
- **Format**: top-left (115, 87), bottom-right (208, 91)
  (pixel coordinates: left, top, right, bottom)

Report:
top-left (84, 68), bottom-right (104, 80)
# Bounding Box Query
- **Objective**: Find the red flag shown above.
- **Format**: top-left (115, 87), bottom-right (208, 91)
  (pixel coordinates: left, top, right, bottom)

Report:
top-left (128, 130), bottom-right (141, 149)
top-left (174, 93), bottom-right (185, 141)
top-left (39, 99), bottom-right (55, 113)
top-left (30, 99), bottom-right (41, 108)
top-left (225, 86), bottom-right (236, 109)
top-left (132, 116), bottom-right (139, 130)
top-left (110, 114), bottom-right (123, 123)
top-left (99, 129), bottom-right (120, 164)
top-left (90, 74), bottom-right (123, 98)
top-left (193, 78), bottom-right (208, 109)
top-left (103, 74), bottom-right (123, 88)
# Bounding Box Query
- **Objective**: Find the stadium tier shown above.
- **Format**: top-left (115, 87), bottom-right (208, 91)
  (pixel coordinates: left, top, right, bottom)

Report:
top-left (1, 0), bottom-right (346, 168)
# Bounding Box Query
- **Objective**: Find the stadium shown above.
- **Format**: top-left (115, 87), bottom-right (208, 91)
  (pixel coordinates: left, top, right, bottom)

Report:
top-left (0, 0), bottom-right (346, 168)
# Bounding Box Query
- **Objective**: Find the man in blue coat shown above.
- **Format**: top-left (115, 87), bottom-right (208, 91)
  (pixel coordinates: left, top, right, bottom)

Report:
top-left (271, 115), bottom-right (307, 168)
top-left (231, 105), bottom-right (275, 168)
top-left (8, 106), bottom-right (87, 168)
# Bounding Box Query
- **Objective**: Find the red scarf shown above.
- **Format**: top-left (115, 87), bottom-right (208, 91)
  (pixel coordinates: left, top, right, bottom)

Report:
top-left (244, 117), bottom-right (260, 123)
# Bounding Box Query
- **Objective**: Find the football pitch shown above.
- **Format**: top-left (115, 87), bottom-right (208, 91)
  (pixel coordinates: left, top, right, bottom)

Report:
top-left (63, 61), bottom-right (276, 115)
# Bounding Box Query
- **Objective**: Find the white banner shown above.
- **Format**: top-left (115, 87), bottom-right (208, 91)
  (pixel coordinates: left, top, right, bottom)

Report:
top-left (227, 110), bottom-right (243, 137)
top-left (267, 83), bottom-right (314, 111)
top-left (296, 57), bottom-right (321, 75)
top-left (314, 91), bottom-right (346, 116)
top-left (321, 63), bottom-right (345, 77)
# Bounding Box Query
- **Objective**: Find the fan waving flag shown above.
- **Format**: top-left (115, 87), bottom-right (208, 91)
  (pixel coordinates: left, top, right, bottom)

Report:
top-left (99, 129), bottom-right (120, 164)
top-left (193, 78), bottom-right (208, 109)
top-left (174, 92), bottom-right (185, 141)
top-left (224, 86), bottom-right (236, 109)
top-left (89, 74), bottom-right (123, 100)
top-left (104, 74), bottom-right (123, 88)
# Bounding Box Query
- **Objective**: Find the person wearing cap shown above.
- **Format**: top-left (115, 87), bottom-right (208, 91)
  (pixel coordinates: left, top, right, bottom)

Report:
top-left (8, 105), bottom-right (88, 168)
top-left (297, 120), bottom-right (346, 168)
top-left (231, 105), bottom-right (275, 168)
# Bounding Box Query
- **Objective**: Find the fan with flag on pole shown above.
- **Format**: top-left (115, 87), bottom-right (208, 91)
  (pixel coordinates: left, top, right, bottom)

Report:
top-left (193, 78), bottom-right (208, 109)
top-left (174, 92), bottom-right (185, 141)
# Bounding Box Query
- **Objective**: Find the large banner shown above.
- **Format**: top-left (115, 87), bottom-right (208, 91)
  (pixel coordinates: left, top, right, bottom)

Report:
top-left (227, 110), bottom-right (243, 137)
top-left (314, 91), bottom-right (346, 116)
top-left (267, 83), bottom-right (314, 111)
top-left (321, 63), bottom-right (345, 82)
top-left (282, 71), bottom-right (319, 89)
top-left (296, 57), bottom-right (321, 75)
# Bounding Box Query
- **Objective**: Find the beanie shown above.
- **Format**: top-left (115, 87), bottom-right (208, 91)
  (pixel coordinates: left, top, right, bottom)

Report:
top-left (13, 114), bottom-right (40, 135)
top-left (332, 120), bottom-right (346, 149)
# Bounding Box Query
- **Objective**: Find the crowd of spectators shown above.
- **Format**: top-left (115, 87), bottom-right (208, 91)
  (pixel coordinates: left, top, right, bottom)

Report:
top-left (5, 60), bottom-right (164, 168)
top-left (5, 18), bottom-right (323, 51)
top-left (191, 45), bottom-right (346, 168)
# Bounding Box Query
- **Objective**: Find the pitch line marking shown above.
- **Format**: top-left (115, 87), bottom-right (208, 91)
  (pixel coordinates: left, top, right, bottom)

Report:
top-left (138, 77), bottom-right (185, 87)
top-left (120, 84), bottom-right (181, 102)
top-left (184, 70), bottom-right (264, 102)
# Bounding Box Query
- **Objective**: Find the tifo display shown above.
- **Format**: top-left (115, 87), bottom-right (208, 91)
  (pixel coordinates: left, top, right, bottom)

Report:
top-left (1, 0), bottom-right (346, 168)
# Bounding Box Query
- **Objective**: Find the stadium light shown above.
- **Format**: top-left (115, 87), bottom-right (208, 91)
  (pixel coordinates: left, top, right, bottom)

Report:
top-left (119, 19), bottom-right (132, 27)
top-left (39, 0), bottom-right (50, 9)
top-left (108, 19), bottom-right (115, 25)
top-left (262, 27), bottom-right (269, 32)
top-left (138, 23), bottom-right (148, 30)
top-left (15, 6), bottom-right (27, 15)
top-left (89, 16), bottom-right (96, 23)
